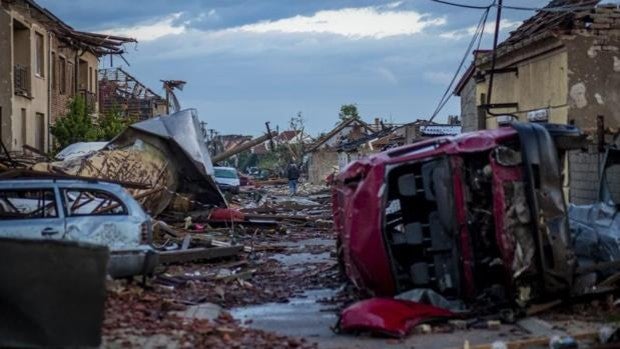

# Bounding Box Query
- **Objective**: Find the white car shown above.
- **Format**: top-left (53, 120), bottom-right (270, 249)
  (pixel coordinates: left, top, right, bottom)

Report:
top-left (213, 166), bottom-right (241, 194)
top-left (0, 178), bottom-right (158, 277)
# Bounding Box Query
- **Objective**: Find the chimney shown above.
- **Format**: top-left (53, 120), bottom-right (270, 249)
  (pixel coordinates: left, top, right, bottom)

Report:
top-left (374, 118), bottom-right (381, 130)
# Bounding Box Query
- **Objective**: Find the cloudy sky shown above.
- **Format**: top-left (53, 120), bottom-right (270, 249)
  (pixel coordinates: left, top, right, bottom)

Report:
top-left (38, 0), bottom-right (551, 136)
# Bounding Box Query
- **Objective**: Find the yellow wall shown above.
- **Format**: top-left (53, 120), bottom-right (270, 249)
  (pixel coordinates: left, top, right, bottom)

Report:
top-left (477, 49), bottom-right (569, 129)
top-left (9, 10), bottom-right (50, 152)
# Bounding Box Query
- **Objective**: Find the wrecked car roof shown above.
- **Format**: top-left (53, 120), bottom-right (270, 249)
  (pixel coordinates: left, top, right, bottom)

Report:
top-left (337, 127), bottom-right (518, 180)
top-left (0, 178), bottom-right (123, 188)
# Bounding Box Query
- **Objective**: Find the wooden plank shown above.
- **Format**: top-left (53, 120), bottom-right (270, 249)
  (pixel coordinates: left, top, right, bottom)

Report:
top-left (158, 246), bottom-right (242, 264)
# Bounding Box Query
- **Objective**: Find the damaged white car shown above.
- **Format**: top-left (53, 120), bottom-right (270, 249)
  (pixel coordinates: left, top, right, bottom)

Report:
top-left (0, 178), bottom-right (158, 277)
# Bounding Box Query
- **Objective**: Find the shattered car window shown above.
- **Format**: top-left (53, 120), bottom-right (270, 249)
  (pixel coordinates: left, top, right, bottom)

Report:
top-left (604, 163), bottom-right (620, 206)
top-left (63, 189), bottom-right (127, 216)
top-left (0, 189), bottom-right (58, 219)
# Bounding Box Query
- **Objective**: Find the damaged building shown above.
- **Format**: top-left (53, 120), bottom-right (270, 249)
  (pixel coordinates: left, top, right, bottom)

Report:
top-left (98, 68), bottom-right (168, 121)
top-left (308, 117), bottom-right (462, 184)
top-left (0, 0), bottom-right (134, 153)
top-left (455, 0), bottom-right (620, 204)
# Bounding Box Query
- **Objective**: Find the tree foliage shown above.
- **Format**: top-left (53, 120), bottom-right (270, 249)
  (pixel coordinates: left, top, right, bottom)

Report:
top-left (51, 97), bottom-right (135, 152)
top-left (338, 104), bottom-right (360, 121)
top-left (50, 95), bottom-right (97, 151)
top-left (97, 109), bottom-right (135, 141)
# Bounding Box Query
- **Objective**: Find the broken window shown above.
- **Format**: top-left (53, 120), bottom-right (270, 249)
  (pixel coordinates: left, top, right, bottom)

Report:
top-left (62, 189), bottom-right (127, 216)
top-left (67, 61), bottom-right (74, 95)
top-left (0, 189), bottom-right (58, 219)
top-left (35, 32), bottom-right (44, 77)
top-left (59, 56), bottom-right (66, 94)
top-left (51, 52), bottom-right (56, 89)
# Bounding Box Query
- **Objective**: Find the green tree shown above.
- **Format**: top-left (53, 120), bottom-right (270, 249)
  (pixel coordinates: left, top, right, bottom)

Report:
top-left (97, 109), bottom-right (135, 140)
top-left (51, 95), bottom-right (98, 151)
top-left (339, 104), bottom-right (360, 121)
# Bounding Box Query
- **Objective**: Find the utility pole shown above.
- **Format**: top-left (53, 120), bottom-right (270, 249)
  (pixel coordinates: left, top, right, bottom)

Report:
top-left (486, 0), bottom-right (503, 107)
top-left (265, 122), bottom-right (275, 151)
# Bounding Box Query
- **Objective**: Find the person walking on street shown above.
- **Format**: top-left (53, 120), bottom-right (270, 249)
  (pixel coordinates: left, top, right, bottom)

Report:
top-left (287, 163), bottom-right (300, 196)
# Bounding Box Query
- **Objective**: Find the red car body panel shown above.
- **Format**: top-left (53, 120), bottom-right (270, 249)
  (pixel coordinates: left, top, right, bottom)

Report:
top-left (333, 161), bottom-right (395, 295)
top-left (333, 127), bottom-right (520, 297)
top-left (339, 298), bottom-right (454, 338)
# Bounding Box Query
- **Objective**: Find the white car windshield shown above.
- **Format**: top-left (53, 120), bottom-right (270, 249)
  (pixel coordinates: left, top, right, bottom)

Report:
top-left (214, 168), bottom-right (238, 179)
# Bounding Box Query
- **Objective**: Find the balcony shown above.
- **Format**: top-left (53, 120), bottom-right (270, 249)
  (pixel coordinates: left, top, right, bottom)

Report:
top-left (79, 89), bottom-right (96, 112)
top-left (14, 64), bottom-right (29, 97)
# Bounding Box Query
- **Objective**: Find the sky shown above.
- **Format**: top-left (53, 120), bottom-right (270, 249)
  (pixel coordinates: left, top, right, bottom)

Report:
top-left (38, 0), bottom-right (557, 136)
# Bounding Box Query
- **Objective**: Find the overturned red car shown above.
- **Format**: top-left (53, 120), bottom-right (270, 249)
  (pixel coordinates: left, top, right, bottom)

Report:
top-left (332, 123), bottom-right (582, 308)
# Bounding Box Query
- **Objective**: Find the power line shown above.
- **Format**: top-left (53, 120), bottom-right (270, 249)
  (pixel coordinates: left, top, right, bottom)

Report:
top-left (428, 4), bottom-right (492, 123)
top-left (428, 0), bottom-right (491, 10)
top-left (429, 0), bottom-right (600, 13)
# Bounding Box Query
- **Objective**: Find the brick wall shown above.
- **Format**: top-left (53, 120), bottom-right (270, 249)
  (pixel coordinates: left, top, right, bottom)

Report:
top-left (50, 38), bottom-right (75, 124)
top-left (568, 144), bottom-right (603, 205)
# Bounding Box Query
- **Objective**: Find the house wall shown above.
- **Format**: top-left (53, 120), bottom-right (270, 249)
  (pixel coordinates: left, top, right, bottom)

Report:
top-left (480, 48), bottom-right (569, 129)
top-left (564, 35), bottom-right (620, 130)
top-left (7, 8), bottom-right (49, 152)
top-left (308, 150), bottom-right (338, 184)
top-left (459, 78), bottom-right (478, 132)
top-left (563, 35), bottom-right (620, 204)
top-left (50, 38), bottom-right (99, 124)
top-left (0, 8), bottom-right (12, 149)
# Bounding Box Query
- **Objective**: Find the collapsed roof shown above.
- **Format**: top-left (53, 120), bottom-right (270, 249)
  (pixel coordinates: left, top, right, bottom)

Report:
top-left (12, 0), bottom-right (136, 56)
top-left (109, 109), bottom-right (226, 209)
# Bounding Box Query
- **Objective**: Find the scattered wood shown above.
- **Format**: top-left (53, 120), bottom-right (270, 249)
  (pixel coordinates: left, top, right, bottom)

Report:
top-left (158, 246), bottom-right (242, 264)
top-left (517, 317), bottom-right (565, 337)
top-left (526, 299), bottom-right (562, 316)
top-left (157, 221), bottom-right (181, 238)
top-left (181, 235), bottom-right (192, 250)
top-left (217, 269), bottom-right (256, 282)
top-left (253, 179), bottom-right (288, 186)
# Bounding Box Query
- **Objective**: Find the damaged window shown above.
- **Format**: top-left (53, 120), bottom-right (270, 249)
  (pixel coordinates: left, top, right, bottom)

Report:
top-left (63, 189), bottom-right (127, 216)
top-left (604, 163), bottom-right (620, 206)
top-left (0, 189), bottom-right (58, 219)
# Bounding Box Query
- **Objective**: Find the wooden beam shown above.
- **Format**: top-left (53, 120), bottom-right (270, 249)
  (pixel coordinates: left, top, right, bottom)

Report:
top-left (158, 246), bottom-right (243, 264)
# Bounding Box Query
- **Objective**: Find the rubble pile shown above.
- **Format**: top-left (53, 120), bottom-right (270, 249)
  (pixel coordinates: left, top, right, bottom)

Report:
top-left (102, 183), bottom-right (337, 346)
top-left (103, 281), bottom-right (316, 348)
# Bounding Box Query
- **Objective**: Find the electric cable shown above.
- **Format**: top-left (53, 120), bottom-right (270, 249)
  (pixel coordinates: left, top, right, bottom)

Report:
top-left (428, 4), bottom-right (492, 123)
top-left (428, 0), bottom-right (601, 13)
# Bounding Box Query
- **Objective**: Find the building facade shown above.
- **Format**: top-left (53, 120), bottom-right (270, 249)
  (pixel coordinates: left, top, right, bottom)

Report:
top-left (0, 0), bottom-right (133, 153)
top-left (455, 0), bottom-right (620, 204)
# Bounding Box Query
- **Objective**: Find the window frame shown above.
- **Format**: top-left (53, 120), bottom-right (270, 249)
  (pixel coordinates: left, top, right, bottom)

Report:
top-left (34, 32), bottom-right (44, 78)
top-left (0, 187), bottom-right (60, 220)
top-left (59, 55), bottom-right (66, 95)
top-left (61, 188), bottom-right (128, 217)
top-left (51, 51), bottom-right (56, 90)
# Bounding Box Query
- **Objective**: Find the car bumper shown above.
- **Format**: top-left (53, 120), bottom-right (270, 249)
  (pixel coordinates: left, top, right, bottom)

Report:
top-left (108, 249), bottom-right (159, 278)
top-left (217, 184), bottom-right (240, 193)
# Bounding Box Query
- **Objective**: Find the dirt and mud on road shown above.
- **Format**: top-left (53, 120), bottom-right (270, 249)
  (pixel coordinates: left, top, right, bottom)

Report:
top-left (102, 183), bottom-right (617, 349)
